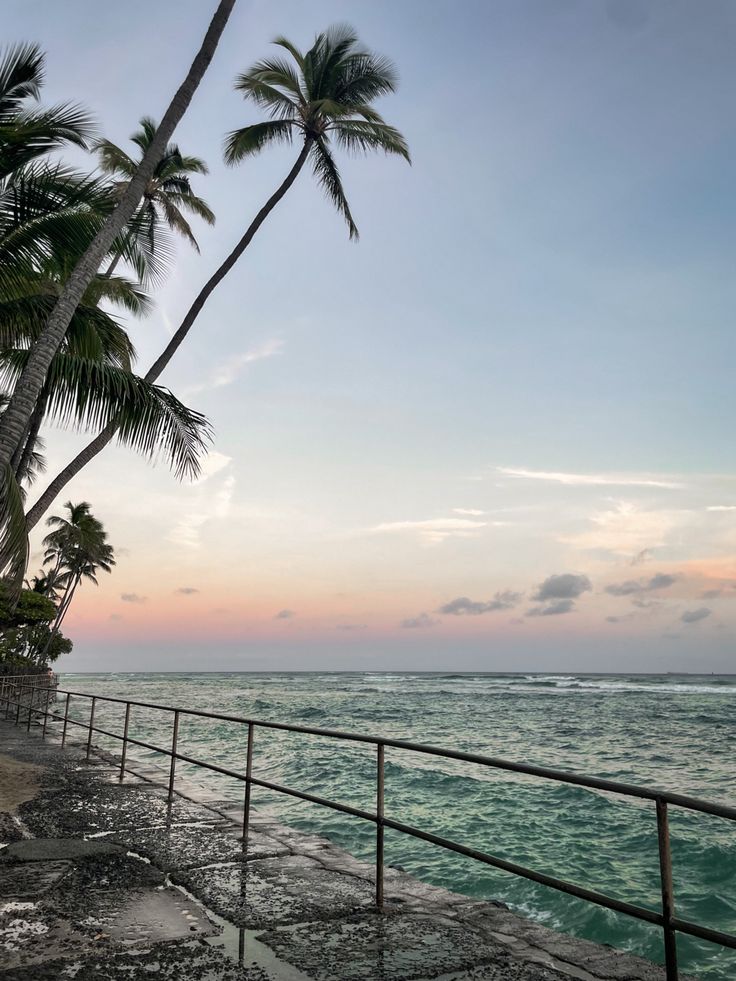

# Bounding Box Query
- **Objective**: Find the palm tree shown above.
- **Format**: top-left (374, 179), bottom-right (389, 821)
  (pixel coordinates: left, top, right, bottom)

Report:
top-left (0, 0), bottom-right (236, 473)
top-left (24, 24), bottom-right (410, 533)
top-left (97, 116), bottom-right (215, 277)
top-left (40, 501), bottom-right (115, 653)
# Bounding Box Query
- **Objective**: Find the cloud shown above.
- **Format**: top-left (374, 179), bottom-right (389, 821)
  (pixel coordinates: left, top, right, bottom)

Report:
top-left (605, 573), bottom-right (677, 597)
top-left (193, 451), bottom-right (232, 485)
top-left (533, 574), bottom-right (591, 601)
top-left (681, 607), bottom-right (711, 624)
top-left (170, 474), bottom-right (236, 548)
top-left (336, 623), bottom-right (367, 631)
top-left (630, 549), bottom-right (653, 566)
top-left (701, 589), bottom-right (721, 600)
top-left (175, 587), bottom-right (199, 595)
top-left (109, 613), bottom-right (123, 621)
top-left (372, 516), bottom-right (489, 544)
top-left (121, 593), bottom-right (146, 604)
top-left (706, 505), bottom-right (736, 512)
top-left (438, 591), bottom-right (522, 616)
top-left (498, 467), bottom-right (683, 489)
top-left (452, 508), bottom-right (486, 516)
top-left (561, 501), bottom-right (684, 556)
top-left (274, 609), bottom-right (295, 619)
top-left (527, 599), bottom-right (575, 617)
top-left (400, 612), bottom-right (440, 629)
top-left (185, 339), bottom-right (284, 395)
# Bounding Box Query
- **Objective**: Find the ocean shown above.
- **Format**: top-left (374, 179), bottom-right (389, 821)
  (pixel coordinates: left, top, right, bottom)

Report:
top-left (59, 671), bottom-right (736, 979)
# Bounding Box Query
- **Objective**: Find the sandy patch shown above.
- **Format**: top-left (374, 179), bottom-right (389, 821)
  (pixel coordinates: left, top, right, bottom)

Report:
top-left (0, 754), bottom-right (45, 812)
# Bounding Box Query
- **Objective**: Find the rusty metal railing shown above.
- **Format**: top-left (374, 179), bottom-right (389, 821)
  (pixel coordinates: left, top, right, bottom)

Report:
top-left (1, 677), bottom-right (734, 981)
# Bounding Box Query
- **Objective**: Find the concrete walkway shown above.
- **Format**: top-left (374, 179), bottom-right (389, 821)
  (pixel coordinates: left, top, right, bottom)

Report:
top-left (0, 717), bottom-right (677, 980)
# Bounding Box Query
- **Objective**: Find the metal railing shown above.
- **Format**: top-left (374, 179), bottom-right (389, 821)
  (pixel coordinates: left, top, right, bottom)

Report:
top-left (1, 677), bottom-right (734, 981)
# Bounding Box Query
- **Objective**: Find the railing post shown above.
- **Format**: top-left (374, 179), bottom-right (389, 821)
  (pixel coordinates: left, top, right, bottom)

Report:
top-left (376, 742), bottom-right (385, 909)
top-left (120, 702), bottom-right (131, 781)
top-left (86, 697), bottom-right (96, 761)
top-left (168, 710), bottom-right (180, 801)
top-left (656, 798), bottom-right (679, 980)
top-left (242, 722), bottom-right (254, 850)
top-left (14, 688), bottom-right (21, 725)
top-left (26, 685), bottom-right (34, 731)
top-left (61, 693), bottom-right (71, 747)
top-left (42, 687), bottom-right (51, 739)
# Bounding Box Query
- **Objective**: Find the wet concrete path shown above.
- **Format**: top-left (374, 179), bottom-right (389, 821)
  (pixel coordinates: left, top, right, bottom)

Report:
top-left (0, 717), bottom-right (676, 980)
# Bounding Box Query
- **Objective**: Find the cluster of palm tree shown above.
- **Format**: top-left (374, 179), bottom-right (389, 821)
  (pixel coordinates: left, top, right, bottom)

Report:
top-left (0, 10), bottom-right (409, 628)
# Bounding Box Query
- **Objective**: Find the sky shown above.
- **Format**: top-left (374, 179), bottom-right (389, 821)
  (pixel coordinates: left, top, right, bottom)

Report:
top-left (6, 0), bottom-right (736, 672)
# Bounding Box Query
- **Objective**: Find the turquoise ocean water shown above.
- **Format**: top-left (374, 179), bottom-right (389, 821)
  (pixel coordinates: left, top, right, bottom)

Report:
top-left (59, 671), bottom-right (735, 979)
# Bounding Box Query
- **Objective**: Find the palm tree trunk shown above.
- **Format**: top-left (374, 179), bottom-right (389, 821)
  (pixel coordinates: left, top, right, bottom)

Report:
top-left (39, 572), bottom-right (79, 661)
top-left (103, 252), bottom-right (123, 278)
top-left (0, 0), bottom-right (236, 471)
top-left (25, 139), bottom-right (313, 532)
top-left (13, 395), bottom-right (45, 483)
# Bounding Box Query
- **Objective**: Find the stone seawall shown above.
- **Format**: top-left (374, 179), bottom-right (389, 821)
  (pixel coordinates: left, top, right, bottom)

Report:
top-left (0, 717), bottom-right (681, 980)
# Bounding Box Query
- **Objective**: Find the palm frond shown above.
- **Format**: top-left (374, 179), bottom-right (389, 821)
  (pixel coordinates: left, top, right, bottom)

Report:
top-left (94, 138), bottom-right (137, 178)
top-left (272, 36), bottom-right (306, 71)
top-left (0, 461), bottom-right (28, 590)
top-left (164, 190), bottom-right (215, 225)
top-left (1, 352), bottom-right (212, 480)
top-left (331, 120), bottom-right (410, 161)
top-left (0, 43), bottom-right (44, 110)
top-left (224, 120), bottom-right (295, 164)
top-left (310, 137), bottom-right (358, 240)
top-left (233, 76), bottom-right (299, 119)
top-left (239, 57), bottom-right (305, 101)
top-left (157, 195), bottom-right (199, 250)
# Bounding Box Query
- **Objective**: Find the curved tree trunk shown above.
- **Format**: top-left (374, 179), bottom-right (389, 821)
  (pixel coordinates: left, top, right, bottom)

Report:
top-left (0, 0), bottom-right (236, 471)
top-left (25, 140), bottom-right (313, 533)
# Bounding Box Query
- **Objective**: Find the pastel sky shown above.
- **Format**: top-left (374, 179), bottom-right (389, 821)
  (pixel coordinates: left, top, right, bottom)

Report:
top-left (8, 0), bottom-right (736, 672)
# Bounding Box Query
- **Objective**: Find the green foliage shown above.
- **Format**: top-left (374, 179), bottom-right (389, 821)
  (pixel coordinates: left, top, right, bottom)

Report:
top-left (0, 579), bottom-right (70, 666)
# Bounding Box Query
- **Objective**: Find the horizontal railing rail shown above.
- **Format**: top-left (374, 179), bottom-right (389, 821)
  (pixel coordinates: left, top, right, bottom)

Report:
top-left (1, 678), bottom-right (734, 980)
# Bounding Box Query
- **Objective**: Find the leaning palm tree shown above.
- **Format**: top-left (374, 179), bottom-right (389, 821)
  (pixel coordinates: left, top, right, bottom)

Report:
top-left (0, 0), bottom-right (236, 476)
top-left (24, 24), bottom-right (410, 533)
top-left (96, 116), bottom-right (215, 276)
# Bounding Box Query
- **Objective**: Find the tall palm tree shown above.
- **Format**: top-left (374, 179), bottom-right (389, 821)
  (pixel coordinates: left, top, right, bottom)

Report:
top-left (97, 116), bottom-right (215, 277)
top-left (40, 500), bottom-right (115, 653)
top-left (24, 24), bottom-right (410, 533)
top-left (0, 0), bottom-right (236, 474)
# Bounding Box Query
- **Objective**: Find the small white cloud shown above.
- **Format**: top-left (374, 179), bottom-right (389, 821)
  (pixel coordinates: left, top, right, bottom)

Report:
top-left (707, 505), bottom-right (736, 512)
top-left (498, 467), bottom-right (683, 489)
top-left (453, 508), bottom-right (486, 516)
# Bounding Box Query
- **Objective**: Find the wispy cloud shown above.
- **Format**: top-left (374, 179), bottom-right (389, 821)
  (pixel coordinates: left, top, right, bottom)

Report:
top-left (400, 612), bottom-right (440, 629)
top-left (498, 467), bottom-right (684, 489)
top-left (707, 505), bottom-right (736, 512)
top-left (372, 516), bottom-right (504, 544)
top-left (175, 587), bottom-right (199, 596)
top-left (561, 501), bottom-right (685, 556)
top-left (169, 473), bottom-right (236, 549)
top-left (438, 591), bottom-right (522, 615)
top-left (121, 593), bottom-right (147, 604)
top-left (275, 609), bottom-right (295, 620)
top-left (336, 623), bottom-right (367, 631)
top-left (185, 339), bottom-right (284, 395)
top-left (193, 451), bottom-right (232, 485)
top-left (453, 507), bottom-right (486, 516)
top-left (605, 573), bottom-right (677, 597)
